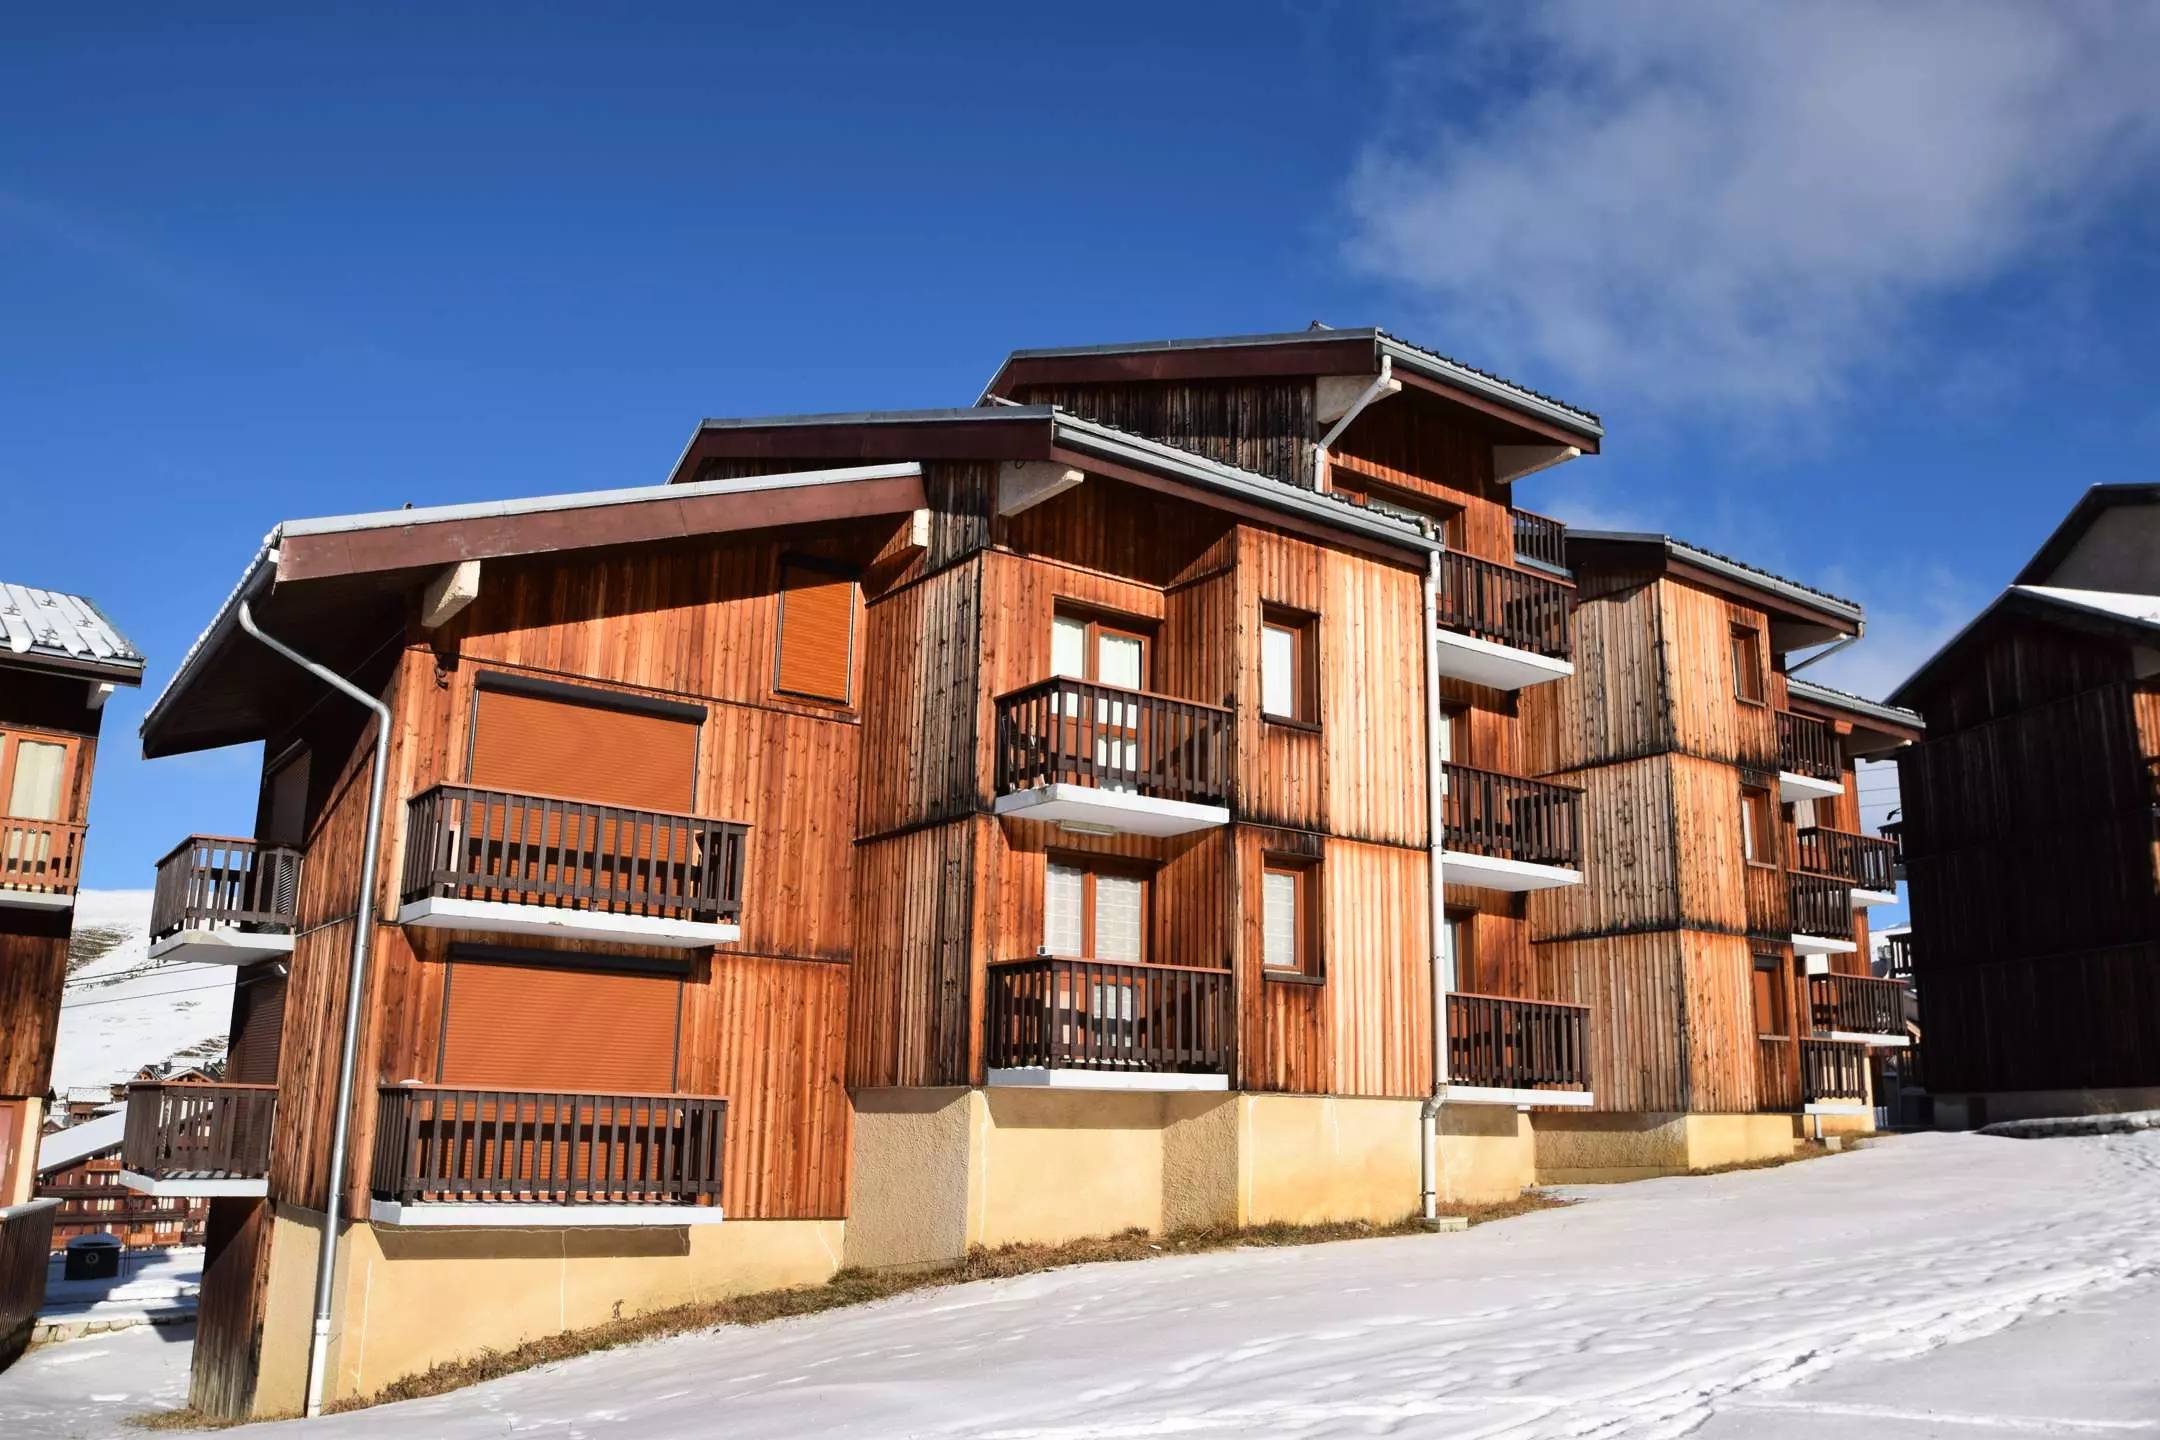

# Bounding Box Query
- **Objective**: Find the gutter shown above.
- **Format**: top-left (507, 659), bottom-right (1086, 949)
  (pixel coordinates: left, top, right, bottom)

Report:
top-left (1311, 356), bottom-right (1399, 492)
top-left (139, 532), bottom-right (281, 750)
top-left (235, 597), bottom-right (390, 1419)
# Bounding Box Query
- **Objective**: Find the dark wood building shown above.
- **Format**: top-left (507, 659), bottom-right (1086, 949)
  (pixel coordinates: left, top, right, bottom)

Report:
top-left (1890, 484), bottom-right (2160, 1126)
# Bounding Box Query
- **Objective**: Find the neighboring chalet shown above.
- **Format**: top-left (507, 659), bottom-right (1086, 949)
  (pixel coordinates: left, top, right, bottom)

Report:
top-left (1520, 536), bottom-right (1923, 1176)
top-left (1890, 483), bottom-right (2160, 1126)
top-left (134, 326), bottom-right (1626, 1417)
top-left (37, 1106), bottom-right (208, 1252)
top-left (1, 583), bottom-right (144, 1204)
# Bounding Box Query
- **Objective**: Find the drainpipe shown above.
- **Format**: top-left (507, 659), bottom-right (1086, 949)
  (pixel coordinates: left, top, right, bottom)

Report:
top-left (1419, 541), bottom-right (1449, 1224)
top-left (236, 598), bottom-right (390, 1420)
top-left (1312, 356), bottom-right (1398, 493)
top-left (1786, 633), bottom-right (1858, 675)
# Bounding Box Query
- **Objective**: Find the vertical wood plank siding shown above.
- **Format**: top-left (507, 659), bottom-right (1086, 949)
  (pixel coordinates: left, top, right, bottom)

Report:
top-left (1012, 380), bottom-right (1316, 487)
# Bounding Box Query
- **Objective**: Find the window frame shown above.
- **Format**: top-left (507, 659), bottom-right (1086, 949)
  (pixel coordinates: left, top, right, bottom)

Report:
top-left (1259, 605), bottom-right (1320, 729)
top-left (1051, 608), bottom-right (1154, 691)
top-left (1260, 853), bottom-right (1323, 982)
top-left (773, 554), bottom-right (862, 708)
top-left (0, 727), bottom-right (82, 825)
top-left (1043, 851), bottom-right (1155, 964)
top-left (1730, 625), bottom-right (1767, 706)
top-left (1751, 949), bottom-right (1790, 1041)
top-left (1444, 906), bottom-right (1478, 994)
top-left (1739, 783), bottom-right (1777, 868)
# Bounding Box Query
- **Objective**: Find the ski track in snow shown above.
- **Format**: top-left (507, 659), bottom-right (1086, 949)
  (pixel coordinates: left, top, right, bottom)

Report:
top-left (146, 1129), bottom-right (2152, 1440)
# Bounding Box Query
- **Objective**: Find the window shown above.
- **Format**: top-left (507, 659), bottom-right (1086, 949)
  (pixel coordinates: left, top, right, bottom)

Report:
top-left (775, 559), bottom-right (859, 705)
top-left (1444, 909), bottom-right (1476, 992)
top-left (1731, 626), bottom-right (1765, 705)
top-left (468, 676), bottom-right (701, 812)
top-left (437, 946), bottom-right (688, 1091)
top-left (1439, 703), bottom-right (1470, 766)
top-left (1051, 612), bottom-right (1149, 690)
top-left (1331, 474), bottom-right (1464, 544)
top-left (1262, 858), bottom-right (1318, 975)
top-left (1752, 951), bottom-right (1789, 1039)
top-left (0, 734), bottom-right (71, 821)
top-left (1044, 857), bottom-right (1149, 963)
top-left (1740, 784), bottom-right (1776, 866)
top-left (1260, 607), bottom-right (1317, 725)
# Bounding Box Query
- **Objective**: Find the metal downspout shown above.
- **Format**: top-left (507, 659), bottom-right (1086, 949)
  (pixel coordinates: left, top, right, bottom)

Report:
top-left (1420, 542), bottom-right (1449, 1223)
top-left (1312, 356), bottom-right (1396, 493)
top-left (1786, 632), bottom-right (1859, 675)
top-left (236, 598), bottom-right (390, 1419)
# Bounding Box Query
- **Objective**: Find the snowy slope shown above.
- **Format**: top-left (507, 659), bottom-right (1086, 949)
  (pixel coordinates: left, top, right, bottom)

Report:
top-left (198, 1130), bottom-right (2160, 1439)
top-left (49, 890), bottom-right (235, 1094)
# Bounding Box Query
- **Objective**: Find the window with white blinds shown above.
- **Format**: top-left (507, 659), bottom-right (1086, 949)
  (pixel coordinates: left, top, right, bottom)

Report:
top-left (1044, 859), bottom-right (1147, 962)
top-left (1260, 624), bottom-right (1296, 718)
top-left (1092, 873), bottom-right (1143, 962)
top-left (1045, 862), bottom-right (1084, 957)
top-left (1262, 868), bottom-right (1302, 969)
top-left (5, 740), bottom-right (67, 820)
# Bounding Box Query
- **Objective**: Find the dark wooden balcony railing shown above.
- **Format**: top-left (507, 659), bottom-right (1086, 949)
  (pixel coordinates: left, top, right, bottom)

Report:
top-left (1801, 1039), bottom-right (1870, 1105)
top-left (1511, 508), bottom-right (1570, 573)
top-left (1881, 931), bottom-right (1913, 981)
top-left (0, 818), bottom-right (85, 897)
top-left (1435, 551), bottom-right (1572, 660)
top-left (149, 835), bottom-right (302, 942)
top-left (1879, 819), bottom-right (1907, 879)
top-left (993, 679), bottom-right (1233, 807)
top-left (1756, 1036), bottom-right (1800, 1114)
top-left (400, 785), bottom-right (747, 922)
top-left (1788, 872), bottom-right (1855, 941)
top-left (985, 957), bottom-right (1230, 1074)
top-left (121, 1083), bottom-right (278, 1181)
top-left (1794, 827), bottom-right (1897, 893)
top-left (369, 1086), bottom-right (727, 1206)
top-left (1777, 711), bottom-right (1841, 781)
top-left (1, 1197), bottom-right (59, 1364)
top-left (1446, 993), bottom-right (1592, 1093)
top-left (1441, 763), bottom-right (1582, 868)
top-left (1808, 972), bottom-right (1906, 1039)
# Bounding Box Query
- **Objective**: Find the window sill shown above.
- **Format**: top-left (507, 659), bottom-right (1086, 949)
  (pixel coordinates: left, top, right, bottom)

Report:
top-left (1261, 715), bottom-right (1322, 734)
top-left (1736, 696), bottom-right (1769, 709)
top-left (1261, 968), bottom-right (1325, 987)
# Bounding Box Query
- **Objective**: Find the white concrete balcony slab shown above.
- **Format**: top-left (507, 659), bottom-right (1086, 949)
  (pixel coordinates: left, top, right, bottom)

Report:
top-left (991, 783), bottom-right (1229, 838)
top-left (1437, 1084), bottom-right (1596, 1108)
top-left (147, 929), bottom-right (295, 966)
top-left (1442, 850), bottom-right (1583, 892)
top-left (1432, 628), bottom-right (1574, 691)
top-left (396, 896), bottom-right (739, 949)
top-left (1778, 770), bottom-right (1847, 803)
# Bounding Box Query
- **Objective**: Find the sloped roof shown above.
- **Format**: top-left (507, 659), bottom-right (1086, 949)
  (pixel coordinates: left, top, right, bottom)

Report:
top-left (1887, 583), bottom-right (2160, 710)
top-left (1568, 531), bottom-right (1865, 627)
top-left (37, 1108), bottom-right (125, 1174)
top-left (2013, 484), bottom-right (2160, 586)
top-left (0, 582), bottom-right (144, 684)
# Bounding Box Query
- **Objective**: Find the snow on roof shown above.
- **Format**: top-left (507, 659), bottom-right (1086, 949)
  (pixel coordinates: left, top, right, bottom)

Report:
top-left (37, 1108), bottom-right (125, 1174)
top-left (0, 581), bottom-right (144, 681)
top-left (2014, 584), bottom-right (2160, 627)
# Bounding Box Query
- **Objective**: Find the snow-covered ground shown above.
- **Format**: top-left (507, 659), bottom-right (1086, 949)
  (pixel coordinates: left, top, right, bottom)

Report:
top-left (50, 890), bottom-right (232, 1095)
top-left (7, 1131), bottom-right (2157, 1437)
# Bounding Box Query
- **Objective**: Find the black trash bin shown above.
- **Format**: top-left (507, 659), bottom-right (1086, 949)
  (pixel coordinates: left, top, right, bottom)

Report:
top-left (64, 1233), bottom-right (123, 1281)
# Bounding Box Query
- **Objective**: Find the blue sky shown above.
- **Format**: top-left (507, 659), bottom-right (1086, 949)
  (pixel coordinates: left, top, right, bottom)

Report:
top-left (6, 2), bottom-right (2159, 893)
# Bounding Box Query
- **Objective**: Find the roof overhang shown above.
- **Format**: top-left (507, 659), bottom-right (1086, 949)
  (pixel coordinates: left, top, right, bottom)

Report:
top-left (1888, 585), bottom-right (2160, 713)
top-left (2013, 483), bottom-right (2160, 586)
top-left (982, 328), bottom-right (1603, 452)
top-left (140, 462), bottom-right (926, 759)
top-left (1786, 678), bottom-right (1924, 758)
top-left (1568, 531), bottom-right (1863, 652)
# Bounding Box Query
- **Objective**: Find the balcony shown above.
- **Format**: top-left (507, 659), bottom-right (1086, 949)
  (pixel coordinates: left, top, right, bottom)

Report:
top-left (991, 679), bottom-right (1233, 838)
top-left (397, 785), bottom-right (747, 949)
top-left (1794, 826), bottom-right (1899, 906)
top-left (368, 1084), bottom-right (728, 1226)
top-left (1776, 711), bottom-right (1844, 801)
top-left (984, 957), bottom-right (1230, 1090)
top-left (1440, 763), bottom-right (1584, 891)
top-left (1879, 819), bottom-right (1906, 881)
top-left (0, 818), bottom-right (84, 910)
top-left (1801, 1038), bottom-right (1871, 1115)
top-left (1881, 931), bottom-right (1913, 982)
top-left (147, 836), bottom-right (302, 965)
top-left (1511, 508), bottom-right (1570, 575)
top-left (1807, 972), bottom-right (1909, 1047)
top-left (1788, 872), bottom-right (1858, 955)
top-left (1440, 993), bottom-right (1595, 1107)
top-left (1432, 552), bottom-right (1574, 690)
top-left (119, 1083), bottom-right (277, 1197)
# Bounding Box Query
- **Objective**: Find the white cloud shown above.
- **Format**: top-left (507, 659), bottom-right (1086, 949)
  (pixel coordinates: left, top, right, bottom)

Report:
top-left (1348, 2), bottom-right (2160, 415)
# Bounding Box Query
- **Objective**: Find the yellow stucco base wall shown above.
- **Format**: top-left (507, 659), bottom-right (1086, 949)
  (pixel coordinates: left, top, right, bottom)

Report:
top-left (1530, 1111), bottom-right (1810, 1183)
top-left (845, 1088), bottom-right (1535, 1270)
top-left (251, 1205), bottom-right (844, 1412)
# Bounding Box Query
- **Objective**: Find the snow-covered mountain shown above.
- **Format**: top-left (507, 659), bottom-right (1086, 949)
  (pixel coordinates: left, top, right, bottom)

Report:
top-left (50, 890), bottom-right (235, 1095)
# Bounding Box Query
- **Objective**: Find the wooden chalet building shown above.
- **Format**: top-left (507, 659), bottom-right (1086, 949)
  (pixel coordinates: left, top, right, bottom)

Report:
top-left (1889, 483), bottom-right (2160, 1126)
top-left (1516, 537), bottom-right (1922, 1174)
top-left (1, 583), bottom-right (144, 1205)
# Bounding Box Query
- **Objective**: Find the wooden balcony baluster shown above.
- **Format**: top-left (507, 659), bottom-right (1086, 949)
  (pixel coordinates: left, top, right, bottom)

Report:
top-left (985, 958), bottom-right (1230, 1074)
top-left (993, 680), bottom-right (1233, 806)
top-left (369, 1086), bottom-right (727, 1206)
top-left (1446, 993), bottom-right (1593, 1093)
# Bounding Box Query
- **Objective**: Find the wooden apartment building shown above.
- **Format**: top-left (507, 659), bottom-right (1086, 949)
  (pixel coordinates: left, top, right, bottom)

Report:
top-left (1, 583), bottom-right (144, 1205)
top-left (127, 326), bottom-right (1919, 1416)
top-left (1890, 483), bottom-right (2160, 1126)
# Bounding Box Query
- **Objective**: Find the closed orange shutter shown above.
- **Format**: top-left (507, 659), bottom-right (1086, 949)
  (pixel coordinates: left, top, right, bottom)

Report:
top-left (225, 970), bottom-right (287, 1084)
top-left (774, 562), bottom-right (856, 704)
top-left (437, 955), bottom-right (682, 1092)
top-left (468, 686), bottom-right (698, 813)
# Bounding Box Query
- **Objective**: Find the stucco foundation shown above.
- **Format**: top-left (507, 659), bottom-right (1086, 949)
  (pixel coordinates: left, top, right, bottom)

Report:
top-left (249, 1203), bottom-right (842, 1411)
top-left (1531, 1111), bottom-right (1809, 1183)
top-left (846, 1088), bottom-right (1535, 1269)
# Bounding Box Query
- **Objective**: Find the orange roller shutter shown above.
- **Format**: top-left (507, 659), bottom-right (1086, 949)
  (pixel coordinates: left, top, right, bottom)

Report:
top-left (437, 956), bottom-right (683, 1092)
top-left (467, 686), bottom-right (698, 813)
top-left (774, 562), bottom-right (856, 704)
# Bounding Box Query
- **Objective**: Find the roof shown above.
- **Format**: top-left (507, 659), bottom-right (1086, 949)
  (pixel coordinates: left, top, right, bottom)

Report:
top-left (1787, 678), bottom-right (1924, 732)
top-left (0, 582), bottom-right (145, 684)
top-left (37, 1109), bottom-right (125, 1174)
top-left (1786, 677), bottom-right (1925, 756)
top-left (1566, 531), bottom-right (1865, 634)
top-left (141, 461), bottom-right (929, 758)
top-left (982, 327), bottom-right (1603, 447)
top-left (1887, 583), bottom-right (2160, 710)
top-left (2013, 484), bottom-right (2160, 586)
top-left (667, 405), bottom-right (1441, 559)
